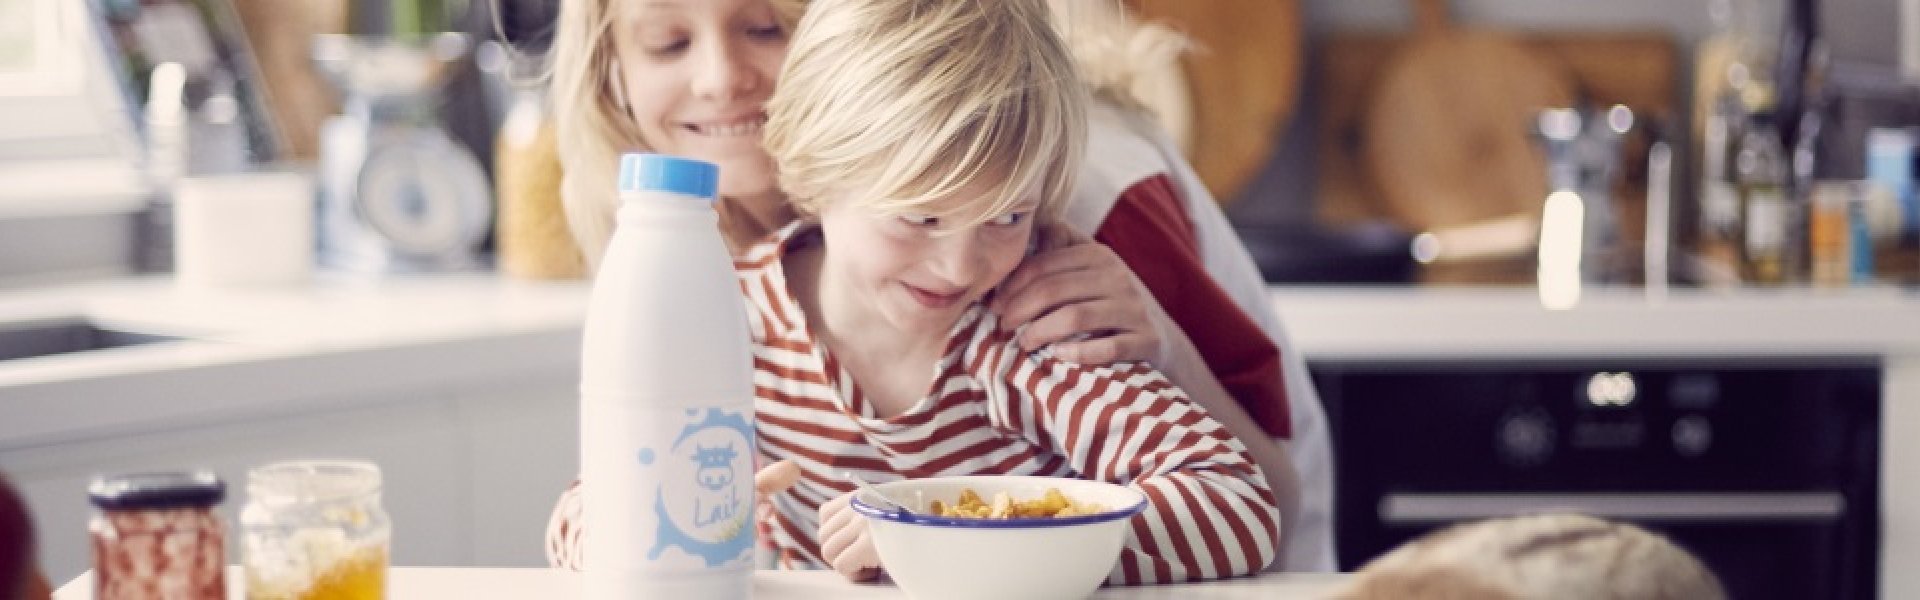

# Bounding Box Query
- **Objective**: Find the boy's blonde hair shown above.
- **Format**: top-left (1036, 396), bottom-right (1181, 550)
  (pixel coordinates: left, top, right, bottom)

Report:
top-left (762, 0), bottom-right (1087, 229)
top-left (547, 0), bottom-right (802, 265)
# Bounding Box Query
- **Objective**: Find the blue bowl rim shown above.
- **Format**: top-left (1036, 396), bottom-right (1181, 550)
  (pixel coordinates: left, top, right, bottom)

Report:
top-left (848, 481), bottom-right (1148, 529)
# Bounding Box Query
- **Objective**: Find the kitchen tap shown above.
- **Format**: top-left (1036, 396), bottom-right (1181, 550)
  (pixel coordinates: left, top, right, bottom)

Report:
top-left (1534, 105), bottom-right (1632, 287)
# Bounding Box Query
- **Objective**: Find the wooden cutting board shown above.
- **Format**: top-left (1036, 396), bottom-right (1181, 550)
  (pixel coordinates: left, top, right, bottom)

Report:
top-left (1317, 12), bottom-right (1676, 231)
top-left (1128, 0), bottom-right (1301, 204)
top-left (1362, 0), bottom-right (1575, 231)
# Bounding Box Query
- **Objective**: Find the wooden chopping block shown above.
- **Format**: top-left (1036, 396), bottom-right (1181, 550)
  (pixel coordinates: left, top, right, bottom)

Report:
top-left (1318, 28), bottom-right (1677, 229)
top-left (1128, 0), bottom-right (1301, 204)
top-left (1361, 0), bottom-right (1577, 232)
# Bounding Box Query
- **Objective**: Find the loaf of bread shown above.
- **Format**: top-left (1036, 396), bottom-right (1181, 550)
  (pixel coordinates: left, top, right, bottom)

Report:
top-left (1333, 513), bottom-right (1726, 600)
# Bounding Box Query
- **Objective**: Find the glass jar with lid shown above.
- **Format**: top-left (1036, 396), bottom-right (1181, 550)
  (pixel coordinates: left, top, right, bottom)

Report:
top-left (88, 470), bottom-right (227, 600)
top-left (240, 460), bottom-right (389, 600)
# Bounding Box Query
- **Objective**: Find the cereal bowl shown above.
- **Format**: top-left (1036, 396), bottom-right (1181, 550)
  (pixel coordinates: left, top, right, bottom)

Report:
top-left (850, 475), bottom-right (1147, 600)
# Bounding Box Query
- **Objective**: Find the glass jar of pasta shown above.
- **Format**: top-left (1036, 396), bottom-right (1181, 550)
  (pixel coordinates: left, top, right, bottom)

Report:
top-left (240, 461), bottom-right (389, 600)
top-left (88, 470), bottom-right (228, 600)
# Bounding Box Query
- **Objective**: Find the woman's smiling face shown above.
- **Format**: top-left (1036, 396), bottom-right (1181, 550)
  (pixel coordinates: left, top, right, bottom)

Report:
top-left (608, 0), bottom-right (789, 199)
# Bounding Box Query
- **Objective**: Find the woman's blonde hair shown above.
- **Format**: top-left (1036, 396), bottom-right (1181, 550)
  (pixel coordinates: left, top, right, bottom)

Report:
top-left (1049, 0), bottom-right (1192, 146)
top-left (546, 0), bottom-right (801, 265)
top-left (762, 0), bottom-right (1087, 230)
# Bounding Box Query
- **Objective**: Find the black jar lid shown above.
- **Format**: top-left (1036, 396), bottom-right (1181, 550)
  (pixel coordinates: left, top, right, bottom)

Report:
top-left (88, 471), bottom-right (225, 510)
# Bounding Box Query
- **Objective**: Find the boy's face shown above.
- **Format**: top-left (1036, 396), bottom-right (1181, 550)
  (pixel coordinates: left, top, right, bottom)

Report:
top-left (610, 0), bottom-right (788, 200)
top-left (816, 179), bottom-right (1038, 335)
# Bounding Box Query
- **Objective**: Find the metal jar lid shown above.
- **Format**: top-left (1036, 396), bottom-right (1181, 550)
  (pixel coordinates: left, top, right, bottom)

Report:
top-left (88, 471), bottom-right (225, 510)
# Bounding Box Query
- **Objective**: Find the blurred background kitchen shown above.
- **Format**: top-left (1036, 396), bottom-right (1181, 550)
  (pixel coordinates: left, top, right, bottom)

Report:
top-left (2, 0), bottom-right (1919, 598)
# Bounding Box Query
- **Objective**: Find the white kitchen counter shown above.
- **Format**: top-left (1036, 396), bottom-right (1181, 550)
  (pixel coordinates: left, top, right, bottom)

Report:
top-left (0, 274), bottom-right (595, 581)
top-left (54, 567), bottom-right (1354, 599)
top-left (26, 280), bottom-right (1912, 449)
top-left (6, 277), bottom-right (1920, 595)
top-left (1269, 286), bottom-right (1920, 360)
top-left (0, 274), bottom-right (589, 450)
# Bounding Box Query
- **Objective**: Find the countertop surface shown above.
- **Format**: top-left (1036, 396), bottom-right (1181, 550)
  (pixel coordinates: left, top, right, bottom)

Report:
top-left (1269, 286), bottom-right (1920, 361)
top-left (7, 277), bottom-right (1920, 449)
top-left (55, 567), bottom-right (1354, 599)
top-left (0, 275), bottom-right (589, 450)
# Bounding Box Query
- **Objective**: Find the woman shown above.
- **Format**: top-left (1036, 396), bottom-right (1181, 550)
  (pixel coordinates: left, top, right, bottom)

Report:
top-left (544, 0), bottom-right (1333, 571)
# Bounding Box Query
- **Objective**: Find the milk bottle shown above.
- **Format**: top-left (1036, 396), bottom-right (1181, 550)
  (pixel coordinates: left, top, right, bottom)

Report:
top-left (580, 154), bottom-right (755, 599)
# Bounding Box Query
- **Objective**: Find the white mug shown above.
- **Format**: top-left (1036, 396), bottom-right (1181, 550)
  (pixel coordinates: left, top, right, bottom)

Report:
top-left (172, 171), bottom-right (315, 287)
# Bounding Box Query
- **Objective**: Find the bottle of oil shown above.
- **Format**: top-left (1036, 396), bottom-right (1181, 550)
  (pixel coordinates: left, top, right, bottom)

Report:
top-left (1693, 0), bottom-right (1785, 285)
top-left (1736, 111), bottom-right (1791, 284)
top-left (1697, 91), bottom-right (1747, 284)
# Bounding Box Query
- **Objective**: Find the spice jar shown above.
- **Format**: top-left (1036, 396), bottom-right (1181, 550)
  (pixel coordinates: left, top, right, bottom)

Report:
top-left (88, 470), bottom-right (228, 600)
top-left (240, 461), bottom-right (389, 600)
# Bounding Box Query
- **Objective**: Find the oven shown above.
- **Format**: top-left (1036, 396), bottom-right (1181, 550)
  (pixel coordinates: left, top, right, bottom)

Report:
top-left (1314, 358), bottom-right (1880, 600)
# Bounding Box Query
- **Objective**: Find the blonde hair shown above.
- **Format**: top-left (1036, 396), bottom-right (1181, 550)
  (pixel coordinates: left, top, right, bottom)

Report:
top-left (547, 0), bottom-right (802, 266)
top-left (762, 0), bottom-right (1086, 230)
top-left (1049, 1), bottom-right (1193, 146)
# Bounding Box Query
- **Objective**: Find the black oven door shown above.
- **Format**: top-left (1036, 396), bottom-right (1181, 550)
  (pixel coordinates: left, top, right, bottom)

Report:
top-left (1314, 360), bottom-right (1880, 600)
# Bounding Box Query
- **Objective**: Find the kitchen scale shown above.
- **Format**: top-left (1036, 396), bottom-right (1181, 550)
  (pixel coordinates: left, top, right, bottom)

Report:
top-left (313, 33), bottom-right (492, 273)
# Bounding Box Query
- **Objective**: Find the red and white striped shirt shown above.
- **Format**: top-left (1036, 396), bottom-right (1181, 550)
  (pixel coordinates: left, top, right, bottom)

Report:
top-left (742, 224), bottom-right (1280, 584)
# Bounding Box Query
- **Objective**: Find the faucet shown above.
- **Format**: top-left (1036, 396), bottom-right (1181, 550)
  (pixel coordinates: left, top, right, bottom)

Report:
top-left (1534, 105), bottom-right (1633, 285)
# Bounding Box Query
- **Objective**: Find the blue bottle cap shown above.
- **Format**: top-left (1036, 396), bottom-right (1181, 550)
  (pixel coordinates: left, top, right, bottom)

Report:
top-left (618, 153), bottom-right (719, 200)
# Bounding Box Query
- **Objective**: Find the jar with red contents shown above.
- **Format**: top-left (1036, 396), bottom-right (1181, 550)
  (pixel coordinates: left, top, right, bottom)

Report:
top-left (88, 471), bottom-right (227, 600)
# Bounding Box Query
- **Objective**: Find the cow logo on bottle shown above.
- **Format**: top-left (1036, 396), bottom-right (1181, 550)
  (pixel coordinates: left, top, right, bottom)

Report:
top-left (649, 407), bottom-right (755, 566)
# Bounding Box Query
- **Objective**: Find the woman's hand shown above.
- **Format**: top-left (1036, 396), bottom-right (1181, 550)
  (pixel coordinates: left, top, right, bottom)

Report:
top-left (990, 223), bottom-right (1169, 365)
top-left (816, 491), bottom-right (883, 581)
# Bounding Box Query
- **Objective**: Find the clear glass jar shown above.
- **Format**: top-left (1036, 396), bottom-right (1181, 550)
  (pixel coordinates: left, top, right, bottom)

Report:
top-left (240, 461), bottom-right (390, 600)
top-left (88, 470), bottom-right (227, 600)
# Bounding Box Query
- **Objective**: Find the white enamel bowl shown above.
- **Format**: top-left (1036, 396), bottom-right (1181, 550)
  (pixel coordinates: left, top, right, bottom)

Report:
top-left (850, 475), bottom-right (1147, 600)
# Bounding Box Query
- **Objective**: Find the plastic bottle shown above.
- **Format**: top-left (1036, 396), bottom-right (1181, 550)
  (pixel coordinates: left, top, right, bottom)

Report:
top-left (580, 154), bottom-right (755, 599)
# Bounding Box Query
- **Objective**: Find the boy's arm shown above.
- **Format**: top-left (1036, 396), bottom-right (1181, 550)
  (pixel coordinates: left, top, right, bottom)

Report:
top-left (989, 348), bottom-right (1283, 584)
top-left (1149, 320), bottom-right (1302, 565)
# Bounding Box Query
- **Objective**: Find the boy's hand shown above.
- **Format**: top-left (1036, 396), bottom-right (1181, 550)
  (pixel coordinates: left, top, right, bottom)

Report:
top-left (755, 459), bottom-right (803, 495)
top-left (549, 460), bottom-right (804, 572)
top-left (816, 491), bottom-right (883, 581)
top-left (990, 223), bottom-right (1169, 365)
top-left (755, 460), bottom-right (803, 563)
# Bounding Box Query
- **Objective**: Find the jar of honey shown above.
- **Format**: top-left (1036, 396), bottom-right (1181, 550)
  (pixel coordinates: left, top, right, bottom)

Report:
top-left (88, 470), bottom-right (227, 600)
top-left (240, 461), bottom-right (389, 600)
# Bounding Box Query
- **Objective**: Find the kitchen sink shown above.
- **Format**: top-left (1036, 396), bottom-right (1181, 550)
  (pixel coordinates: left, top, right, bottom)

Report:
top-left (0, 318), bottom-right (183, 361)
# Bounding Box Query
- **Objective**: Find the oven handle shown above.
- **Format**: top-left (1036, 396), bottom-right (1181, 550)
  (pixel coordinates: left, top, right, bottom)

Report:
top-left (1380, 492), bottom-right (1845, 524)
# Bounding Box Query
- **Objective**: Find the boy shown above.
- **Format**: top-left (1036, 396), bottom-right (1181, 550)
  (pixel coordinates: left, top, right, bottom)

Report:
top-left (748, 0), bottom-right (1287, 584)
